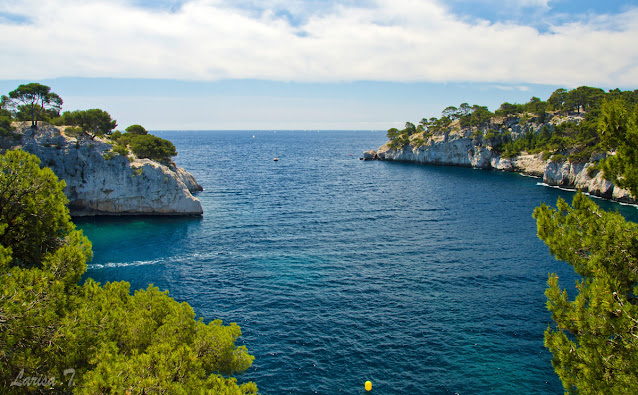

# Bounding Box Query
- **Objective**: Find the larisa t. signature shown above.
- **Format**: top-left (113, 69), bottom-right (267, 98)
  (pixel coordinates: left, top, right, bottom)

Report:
top-left (10, 368), bottom-right (75, 389)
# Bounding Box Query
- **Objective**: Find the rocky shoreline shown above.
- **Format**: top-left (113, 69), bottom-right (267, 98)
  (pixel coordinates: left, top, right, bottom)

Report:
top-left (2, 123), bottom-right (204, 216)
top-left (363, 122), bottom-right (635, 204)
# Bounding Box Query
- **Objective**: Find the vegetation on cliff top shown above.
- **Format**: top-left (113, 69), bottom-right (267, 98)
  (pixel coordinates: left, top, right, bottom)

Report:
top-left (386, 86), bottom-right (638, 165)
top-left (1, 82), bottom-right (177, 164)
top-left (0, 149), bottom-right (257, 393)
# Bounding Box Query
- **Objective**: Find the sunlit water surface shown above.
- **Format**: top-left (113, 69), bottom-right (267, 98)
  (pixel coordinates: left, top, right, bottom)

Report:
top-left (76, 130), bottom-right (638, 394)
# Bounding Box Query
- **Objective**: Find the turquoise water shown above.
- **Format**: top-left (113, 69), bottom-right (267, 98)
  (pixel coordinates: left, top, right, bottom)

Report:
top-left (76, 131), bottom-right (638, 394)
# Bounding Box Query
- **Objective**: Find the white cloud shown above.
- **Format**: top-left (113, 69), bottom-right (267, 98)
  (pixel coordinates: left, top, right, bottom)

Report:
top-left (0, 0), bottom-right (637, 87)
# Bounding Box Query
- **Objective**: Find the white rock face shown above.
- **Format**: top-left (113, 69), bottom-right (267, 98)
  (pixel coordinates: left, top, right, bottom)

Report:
top-left (377, 129), bottom-right (496, 168)
top-left (370, 123), bottom-right (635, 204)
top-left (8, 124), bottom-right (203, 216)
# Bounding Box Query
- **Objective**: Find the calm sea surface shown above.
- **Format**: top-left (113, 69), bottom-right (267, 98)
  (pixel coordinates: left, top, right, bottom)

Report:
top-left (75, 131), bottom-right (638, 394)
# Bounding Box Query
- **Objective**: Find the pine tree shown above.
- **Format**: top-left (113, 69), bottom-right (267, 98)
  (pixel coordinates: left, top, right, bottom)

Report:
top-left (599, 99), bottom-right (638, 197)
top-left (0, 149), bottom-right (257, 393)
top-left (534, 193), bottom-right (638, 393)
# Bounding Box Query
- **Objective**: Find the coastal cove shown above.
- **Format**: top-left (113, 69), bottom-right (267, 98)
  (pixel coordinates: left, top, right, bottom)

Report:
top-left (76, 130), bottom-right (638, 394)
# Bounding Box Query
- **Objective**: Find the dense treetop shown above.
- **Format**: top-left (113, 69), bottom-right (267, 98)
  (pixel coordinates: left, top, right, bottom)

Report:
top-left (7, 83), bottom-right (63, 129)
top-left (0, 149), bottom-right (257, 393)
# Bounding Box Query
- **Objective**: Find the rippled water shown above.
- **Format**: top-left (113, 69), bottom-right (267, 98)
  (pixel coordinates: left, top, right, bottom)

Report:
top-left (76, 131), bottom-right (638, 394)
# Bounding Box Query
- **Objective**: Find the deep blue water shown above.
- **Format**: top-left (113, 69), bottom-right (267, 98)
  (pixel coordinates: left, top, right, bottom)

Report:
top-left (75, 131), bottom-right (638, 394)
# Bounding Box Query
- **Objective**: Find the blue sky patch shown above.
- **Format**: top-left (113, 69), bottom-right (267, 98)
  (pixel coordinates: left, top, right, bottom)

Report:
top-left (0, 11), bottom-right (30, 25)
top-left (444, 0), bottom-right (637, 29)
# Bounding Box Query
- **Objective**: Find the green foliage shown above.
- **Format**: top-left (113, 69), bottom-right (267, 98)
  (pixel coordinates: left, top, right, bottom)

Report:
top-left (569, 86), bottom-right (606, 114)
top-left (0, 116), bottom-right (17, 140)
top-left (0, 95), bottom-right (12, 119)
top-left (459, 105), bottom-right (494, 128)
top-left (0, 150), bottom-right (257, 393)
top-left (386, 127), bottom-right (411, 149)
top-left (495, 102), bottom-right (524, 117)
top-left (112, 144), bottom-right (129, 157)
top-left (115, 125), bottom-right (177, 163)
top-left (61, 109), bottom-right (117, 140)
top-left (125, 124), bottom-right (148, 135)
top-left (547, 88), bottom-right (569, 111)
top-left (110, 130), bottom-right (122, 141)
top-left (431, 103), bottom-right (495, 129)
top-left (598, 99), bottom-right (638, 197)
top-left (0, 150), bottom-right (75, 269)
top-left (533, 194), bottom-right (638, 394)
top-left (127, 134), bottom-right (177, 163)
top-left (404, 122), bottom-right (416, 135)
top-left (442, 106), bottom-right (459, 120)
top-left (495, 115), bottom-right (603, 163)
top-left (550, 154), bottom-right (567, 162)
top-left (63, 282), bottom-right (257, 394)
top-left (412, 137), bottom-right (426, 148)
top-left (388, 87), bottom-right (638, 168)
top-left (64, 126), bottom-right (83, 137)
top-left (15, 104), bottom-right (60, 124)
top-left (8, 83), bottom-right (63, 129)
top-left (470, 130), bottom-right (483, 140)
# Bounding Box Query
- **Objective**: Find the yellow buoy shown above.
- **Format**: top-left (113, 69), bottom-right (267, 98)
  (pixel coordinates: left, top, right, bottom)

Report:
top-left (365, 380), bottom-right (372, 391)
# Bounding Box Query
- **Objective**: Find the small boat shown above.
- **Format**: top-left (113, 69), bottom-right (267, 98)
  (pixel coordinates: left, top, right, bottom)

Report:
top-left (273, 157), bottom-right (279, 161)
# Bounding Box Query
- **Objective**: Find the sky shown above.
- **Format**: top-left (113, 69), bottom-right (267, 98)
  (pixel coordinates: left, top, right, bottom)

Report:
top-left (1, 0), bottom-right (637, 130)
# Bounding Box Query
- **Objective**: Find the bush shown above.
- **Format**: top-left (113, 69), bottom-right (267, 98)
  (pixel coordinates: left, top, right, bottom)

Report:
top-left (551, 154), bottom-right (567, 162)
top-left (412, 137), bottom-right (426, 148)
top-left (0, 116), bottom-right (17, 139)
top-left (125, 124), bottom-right (147, 135)
top-left (64, 126), bottom-right (83, 137)
top-left (113, 144), bottom-right (129, 156)
top-left (110, 130), bottom-right (122, 141)
top-left (128, 134), bottom-right (177, 163)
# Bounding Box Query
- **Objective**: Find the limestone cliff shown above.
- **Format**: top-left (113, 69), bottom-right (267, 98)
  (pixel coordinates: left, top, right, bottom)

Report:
top-left (365, 118), bottom-right (634, 204)
top-left (3, 123), bottom-right (203, 216)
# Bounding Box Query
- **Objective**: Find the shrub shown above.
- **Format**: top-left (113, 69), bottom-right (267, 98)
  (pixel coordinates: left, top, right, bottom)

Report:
top-left (64, 126), bottom-right (83, 137)
top-left (412, 137), bottom-right (426, 148)
top-left (0, 116), bottom-right (17, 139)
top-left (113, 144), bottom-right (129, 156)
top-left (128, 134), bottom-right (177, 163)
top-left (125, 124), bottom-right (148, 135)
top-left (551, 154), bottom-right (567, 162)
top-left (110, 130), bottom-right (122, 141)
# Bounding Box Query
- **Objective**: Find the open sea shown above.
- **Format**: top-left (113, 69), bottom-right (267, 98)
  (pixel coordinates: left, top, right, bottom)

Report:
top-left (75, 130), bottom-right (638, 394)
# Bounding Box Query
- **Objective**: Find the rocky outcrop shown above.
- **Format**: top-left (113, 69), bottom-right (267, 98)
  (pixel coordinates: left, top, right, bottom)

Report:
top-left (362, 150), bottom-right (378, 160)
top-left (4, 123), bottom-right (204, 216)
top-left (367, 120), bottom-right (635, 204)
